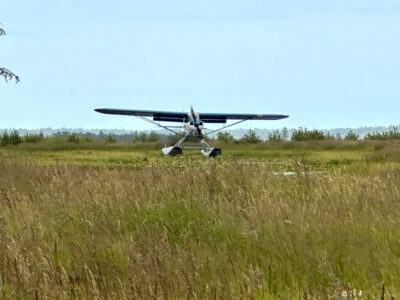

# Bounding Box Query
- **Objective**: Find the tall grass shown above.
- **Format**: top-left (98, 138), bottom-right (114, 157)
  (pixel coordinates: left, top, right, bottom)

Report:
top-left (1, 147), bottom-right (400, 298)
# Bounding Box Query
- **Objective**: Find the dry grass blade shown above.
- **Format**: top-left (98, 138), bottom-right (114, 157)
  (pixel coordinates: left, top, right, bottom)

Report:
top-left (0, 141), bottom-right (400, 298)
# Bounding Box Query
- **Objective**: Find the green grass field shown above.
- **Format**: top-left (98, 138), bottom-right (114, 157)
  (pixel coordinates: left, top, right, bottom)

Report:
top-left (1, 140), bottom-right (400, 298)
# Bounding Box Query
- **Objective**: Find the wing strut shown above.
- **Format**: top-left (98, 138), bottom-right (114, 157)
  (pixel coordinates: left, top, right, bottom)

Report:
top-left (134, 115), bottom-right (182, 135)
top-left (203, 119), bottom-right (247, 136)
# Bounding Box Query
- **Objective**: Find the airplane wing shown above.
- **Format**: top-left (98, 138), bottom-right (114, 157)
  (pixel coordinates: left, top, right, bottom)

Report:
top-left (198, 113), bottom-right (288, 123)
top-left (95, 108), bottom-right (188, 122)
top-left (95, 108), bottom-right (288, 123)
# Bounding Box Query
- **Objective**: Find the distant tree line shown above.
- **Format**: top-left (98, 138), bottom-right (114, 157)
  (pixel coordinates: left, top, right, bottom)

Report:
top-left (0, 130), bottom-right (172, 146)
top-left (217, 128), bottom-right (362, 143)
top-left (2, 127), bottom-right (400, 147)
top-left (217, 127), bottom-right (398, 143)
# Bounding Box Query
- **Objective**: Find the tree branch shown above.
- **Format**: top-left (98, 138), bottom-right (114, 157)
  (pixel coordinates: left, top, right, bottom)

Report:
top-left (0, 67), bottom-right (19, 83)
top-left (0, 26), bottom-right (19, 83)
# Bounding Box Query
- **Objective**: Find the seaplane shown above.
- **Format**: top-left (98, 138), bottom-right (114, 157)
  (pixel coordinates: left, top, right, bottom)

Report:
top-left (95, 107), bottom-right (288, 157)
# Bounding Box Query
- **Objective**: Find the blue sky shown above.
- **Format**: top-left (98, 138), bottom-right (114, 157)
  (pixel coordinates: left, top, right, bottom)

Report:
top-left (1, 1), bottom-right (399, 130)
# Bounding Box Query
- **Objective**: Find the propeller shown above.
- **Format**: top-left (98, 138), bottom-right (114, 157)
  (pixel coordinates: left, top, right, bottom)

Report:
top-left (190, 106), bottom-right (197, 121)
top-left (190, 106), bottom-right (203, 137)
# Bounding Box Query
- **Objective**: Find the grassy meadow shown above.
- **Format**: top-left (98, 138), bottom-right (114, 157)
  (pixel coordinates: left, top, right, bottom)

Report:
top-left (1, 140), bottom-right (400, 298)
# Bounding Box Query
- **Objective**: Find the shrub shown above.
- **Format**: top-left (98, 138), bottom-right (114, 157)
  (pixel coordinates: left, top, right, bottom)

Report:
top-left (24, 132), bottom-right (44, 143)
top-left (267, 130), bottom-right (283, 142)
top-left (67, 134), bottom-right (80, 143)
top-left (217, 132), bottom-right (235, 144)
top-left (133, 132), bottom-right (148, 142)
top-left (291, 128), bottom-right (325, 141)
top-left (325, 132), bottom-right (335, 140)
top-left (80, 134), bottom-right (93, 143)
top-left (147, 131), bottom-right (160, 142)
top-left (365, 127), bottom-right (400, 140)
top-left (240, 129), bottom-right (261, 144)
top-left (9, 130), bottom-right (22, 145)
top-left (0, 131), bottom-right (10, 146)
top-left (106, 135), bottom-right (117, 143)
top-left (345, 130), bottom-right (359, 141)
